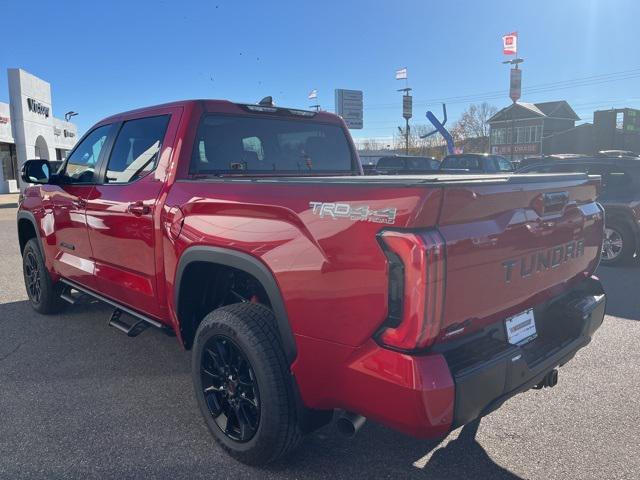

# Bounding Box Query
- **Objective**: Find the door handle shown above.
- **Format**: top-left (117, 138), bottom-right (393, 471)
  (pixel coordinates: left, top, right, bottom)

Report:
top-left (72, 198), bottom-right (87, 209)
top-left (127, 201), bottom-right (150, 216)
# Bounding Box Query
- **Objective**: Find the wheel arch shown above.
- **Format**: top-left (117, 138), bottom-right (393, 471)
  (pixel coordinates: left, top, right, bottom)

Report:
top-left (175, 246), bottom-right (297, 365)
top-left (17, 211), bottom-right (42, 255)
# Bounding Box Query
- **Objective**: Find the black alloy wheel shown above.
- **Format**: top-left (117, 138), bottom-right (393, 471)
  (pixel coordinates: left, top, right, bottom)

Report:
top-left (22, 238), bottom-right (65, 314)
top-left (200, 336), bottom-right (260, 442)
top-left (24, 250), bottom-right (42, 304)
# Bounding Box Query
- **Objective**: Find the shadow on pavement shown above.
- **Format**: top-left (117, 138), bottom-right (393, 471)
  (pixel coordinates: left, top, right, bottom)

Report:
top-left (418, 420), bottom-right (522, 479)
top-left (0, 297), bottom-right (526, 479)
top-left (267, 417), bottom-right (522, 479)
top-left (597, 258), bottom-right (640, 321)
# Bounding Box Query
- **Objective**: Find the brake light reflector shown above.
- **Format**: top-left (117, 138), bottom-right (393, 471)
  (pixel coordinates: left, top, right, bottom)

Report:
top-left (378, 229), bottom-right (446, 350)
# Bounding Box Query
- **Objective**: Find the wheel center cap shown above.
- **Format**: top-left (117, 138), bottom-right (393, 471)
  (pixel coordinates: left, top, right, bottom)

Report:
top-left (227, 381), bottom-right (237, 396)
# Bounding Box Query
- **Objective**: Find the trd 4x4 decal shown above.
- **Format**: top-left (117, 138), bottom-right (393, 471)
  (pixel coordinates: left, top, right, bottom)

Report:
top-left (309, 201), bottom-right (397, 224)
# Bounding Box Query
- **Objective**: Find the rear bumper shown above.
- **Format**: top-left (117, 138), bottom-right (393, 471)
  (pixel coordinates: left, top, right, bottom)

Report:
top-left (449, 283), bottom-right (605, 427)
top-left (312, 276), bottom-right (606, 439)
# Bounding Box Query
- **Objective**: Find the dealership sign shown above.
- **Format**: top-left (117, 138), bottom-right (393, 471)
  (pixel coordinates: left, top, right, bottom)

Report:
top-left (492, 143), bottom-right (540, 155)
top-left (335, 89), bottom-right (363, 129)
top-left (27, 98), bottom-right (50, 118)
top-left (402, 95), bottom-right (412, 120)
top-left (510, 68), bottom-right (522, 102)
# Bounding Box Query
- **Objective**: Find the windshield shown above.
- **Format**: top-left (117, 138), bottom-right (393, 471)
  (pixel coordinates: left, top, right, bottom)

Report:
top-left (190, 114), bottom-right (354, 174)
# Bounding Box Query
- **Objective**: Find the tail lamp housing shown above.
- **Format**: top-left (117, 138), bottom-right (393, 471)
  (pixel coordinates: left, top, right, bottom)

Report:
top-left (377, 229), bottom-right (446, 351)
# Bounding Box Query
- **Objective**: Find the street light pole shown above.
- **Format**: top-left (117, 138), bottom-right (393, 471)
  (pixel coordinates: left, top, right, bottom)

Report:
top-left (398, 87), bottom-right (412, 155)
top-left (64, 111), bottom-right (78, 122)
top-left (405, 117), bottom-right (410, 155)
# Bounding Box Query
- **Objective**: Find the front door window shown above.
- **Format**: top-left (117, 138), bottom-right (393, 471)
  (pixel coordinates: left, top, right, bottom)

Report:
top-left (63, 125), bottom-right (111, 184)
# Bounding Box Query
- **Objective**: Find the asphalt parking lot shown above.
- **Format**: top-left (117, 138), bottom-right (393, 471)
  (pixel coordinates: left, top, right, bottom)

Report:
top-left (0, 206), bottom-right (638, 480)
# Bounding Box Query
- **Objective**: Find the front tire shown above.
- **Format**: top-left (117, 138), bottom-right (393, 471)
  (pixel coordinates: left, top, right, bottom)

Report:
top-left (601, 223), bottom-right (636, 266)
top-left (22, 238), bottom-right (65, 314)
top-left (192, 303), bottom-right (302, 465)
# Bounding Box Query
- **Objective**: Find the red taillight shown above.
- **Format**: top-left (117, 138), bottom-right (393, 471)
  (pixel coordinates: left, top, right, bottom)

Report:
top-left (378, 229), bottom-right (446, 351)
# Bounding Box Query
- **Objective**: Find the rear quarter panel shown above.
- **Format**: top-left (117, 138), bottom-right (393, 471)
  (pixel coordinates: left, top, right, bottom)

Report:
top-left (163, 180), bottom-right (442, 347)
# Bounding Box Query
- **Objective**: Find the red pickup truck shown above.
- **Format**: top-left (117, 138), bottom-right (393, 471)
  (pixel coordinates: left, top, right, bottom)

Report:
top-left (17, 99), bottom-right (606, 465)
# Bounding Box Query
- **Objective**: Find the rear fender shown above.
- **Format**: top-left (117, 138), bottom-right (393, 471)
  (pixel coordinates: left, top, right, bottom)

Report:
top-left (174, 246), bottom-right (297, 364)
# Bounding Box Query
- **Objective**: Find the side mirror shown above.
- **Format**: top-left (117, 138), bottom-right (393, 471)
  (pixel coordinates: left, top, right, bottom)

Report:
top-left (21, 159), bottom-right (52, 184)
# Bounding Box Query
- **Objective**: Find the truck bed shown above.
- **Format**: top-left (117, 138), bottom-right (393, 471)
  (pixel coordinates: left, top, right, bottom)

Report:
top-left (170, 171), bottom-right (603, 349)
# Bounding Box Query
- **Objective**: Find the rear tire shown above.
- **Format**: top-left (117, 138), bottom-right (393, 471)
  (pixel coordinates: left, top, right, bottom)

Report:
top-left (601, 223), bottom-right (636, 266)
top-left (22, 238), bottom-right (66, 314)
top-left (192, 303), bottom-right (302, 465)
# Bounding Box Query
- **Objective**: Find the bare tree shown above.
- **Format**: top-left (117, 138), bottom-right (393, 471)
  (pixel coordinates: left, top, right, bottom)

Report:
top-left (452, 102), bottom-right (497, 140)
top-left (357, 137), bottom-right (385, 151)
top-left (392, 124), bottom-right (449, 157)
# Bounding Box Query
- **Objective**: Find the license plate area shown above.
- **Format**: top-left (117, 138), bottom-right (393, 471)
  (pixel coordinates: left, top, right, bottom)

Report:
top-left (505, 309), bottom-right (537, 346)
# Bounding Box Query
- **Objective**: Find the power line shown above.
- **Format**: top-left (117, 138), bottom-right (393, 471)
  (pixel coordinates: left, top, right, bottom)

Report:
top-left (364, 67), bottom-right (640, 107)
top-left (360, 97), bottom-right (640, 130)
top-left (361, 67), bottom-right (640, 111)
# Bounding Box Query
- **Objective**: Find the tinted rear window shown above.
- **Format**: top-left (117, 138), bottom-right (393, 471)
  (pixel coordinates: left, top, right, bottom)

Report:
top-left (441, 156), bottom-right (482, 170)
top-left (190, 115), bottom-right (354, 174)
top-left (377, 157), bottom-right (405, 168)
top-left (407, 158), bottom-right (438, 170)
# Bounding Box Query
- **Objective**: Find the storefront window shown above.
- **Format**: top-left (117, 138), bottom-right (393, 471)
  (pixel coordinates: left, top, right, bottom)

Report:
top-left (56, 148), bottom-right (69, 161)
top-left (0, 143), bottom-right (18, 181)
top-left (502, 125), bottom-right (542, 145)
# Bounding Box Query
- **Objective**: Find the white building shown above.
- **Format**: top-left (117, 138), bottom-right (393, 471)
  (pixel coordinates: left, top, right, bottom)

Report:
top-left (0, 68), bottom-right (79, 193)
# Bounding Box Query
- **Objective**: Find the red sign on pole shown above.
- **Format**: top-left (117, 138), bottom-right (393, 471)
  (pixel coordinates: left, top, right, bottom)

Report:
top-left (503, 32), bottom-right (518, 55)
top-left (510, 68), bottom-right (522, 102)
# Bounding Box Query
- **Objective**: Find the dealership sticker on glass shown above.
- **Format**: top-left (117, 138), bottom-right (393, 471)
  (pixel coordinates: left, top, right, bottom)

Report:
top-left (505, 308), bottom-right (537, 346)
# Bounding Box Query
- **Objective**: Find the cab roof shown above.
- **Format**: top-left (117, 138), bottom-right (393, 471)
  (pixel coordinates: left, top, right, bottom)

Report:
top-left (99, 99), bottom-right (343, 125)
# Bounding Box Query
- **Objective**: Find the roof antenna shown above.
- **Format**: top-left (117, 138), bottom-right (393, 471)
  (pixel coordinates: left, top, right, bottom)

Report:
top-left (258, 96), bottom-right (274, 107)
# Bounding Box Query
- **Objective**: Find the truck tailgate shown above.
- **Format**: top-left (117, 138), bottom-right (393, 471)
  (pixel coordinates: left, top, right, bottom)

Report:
top-left (435, 173), bottom-right (604, 343)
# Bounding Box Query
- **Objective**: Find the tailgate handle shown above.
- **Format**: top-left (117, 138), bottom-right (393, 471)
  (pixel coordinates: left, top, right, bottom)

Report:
top-left (541, 191), bottom-right (569, 214)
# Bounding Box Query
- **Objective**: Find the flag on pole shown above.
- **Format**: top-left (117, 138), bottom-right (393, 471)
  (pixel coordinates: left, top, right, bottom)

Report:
top-left (308, 89), bottom-right (318, 100)
top-left (395, 67), bottom-right (408, 80)
top-left (502, 32), bottom-right (518, 55)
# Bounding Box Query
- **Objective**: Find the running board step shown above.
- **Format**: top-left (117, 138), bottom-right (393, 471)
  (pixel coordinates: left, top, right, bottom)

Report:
top-left (59, 279), bottom-right (169, 337)
top-left (60, 285), bottom-right (83, 305)
top-left (60, 290), bottom-right (77, 305)
top-left (108, 309), bottom-right (150, 337)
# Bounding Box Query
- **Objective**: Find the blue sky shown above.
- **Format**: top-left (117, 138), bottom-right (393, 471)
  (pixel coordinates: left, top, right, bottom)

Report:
top-left (2, 0), bottom-right (639, 142)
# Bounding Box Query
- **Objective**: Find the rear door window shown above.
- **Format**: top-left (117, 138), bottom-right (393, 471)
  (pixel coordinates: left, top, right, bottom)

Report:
top-left (190, 115), bottom-right (354, 174)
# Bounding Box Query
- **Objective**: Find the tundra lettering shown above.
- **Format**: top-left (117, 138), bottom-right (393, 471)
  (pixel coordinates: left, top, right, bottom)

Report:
top-left (502, 239), bottom-right (586, 283)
